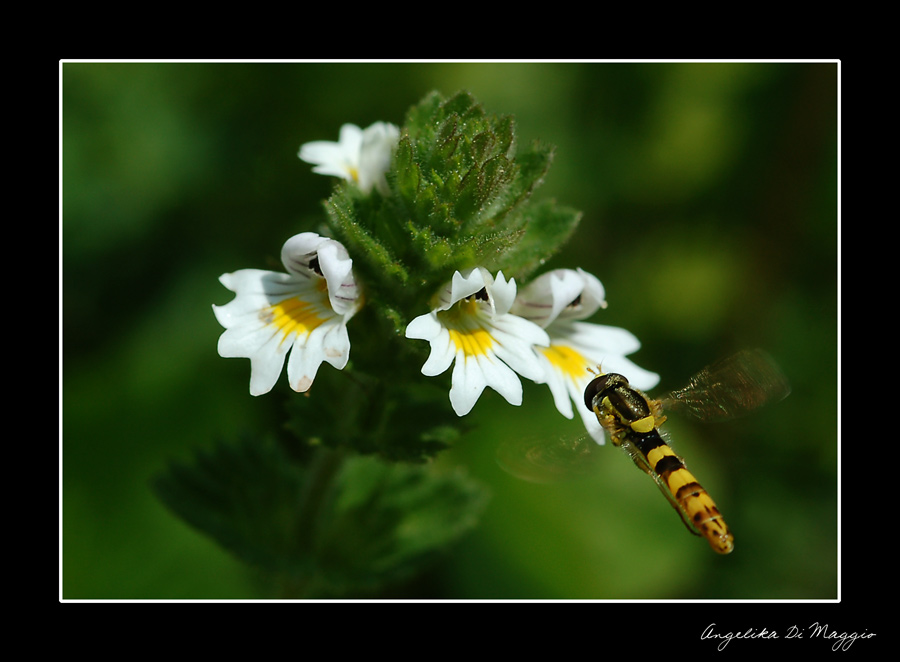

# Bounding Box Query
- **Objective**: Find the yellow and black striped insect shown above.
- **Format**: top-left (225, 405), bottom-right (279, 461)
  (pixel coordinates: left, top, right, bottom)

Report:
top-left (583, 349), bottom-right (790, 554)
top-left (498, 349), bottom-right (790, 554)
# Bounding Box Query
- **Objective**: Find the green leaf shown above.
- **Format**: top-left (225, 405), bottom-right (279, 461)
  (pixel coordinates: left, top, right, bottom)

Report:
top-left (153, 436), bottom-right (489, 598)
top-left (478, 141), bottom-right (554, 223)
top-left (152, 434), bottom-right (319, 578)
top-left (441, 90), bottom-right (480, 119)
top-left (487, 199), bottom-right (583, 279)
top-left (324, 190), bottom-right (411, 292)
top-left (282, 364), bottom-right (463, 463)
top-left (318, 455), bottom-right (488, 593)
top-left (393, 136), bottom-right (420, 204)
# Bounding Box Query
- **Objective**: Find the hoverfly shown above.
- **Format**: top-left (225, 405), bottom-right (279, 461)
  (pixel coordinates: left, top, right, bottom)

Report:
top-left (498, 349), bottom-right (791, 554)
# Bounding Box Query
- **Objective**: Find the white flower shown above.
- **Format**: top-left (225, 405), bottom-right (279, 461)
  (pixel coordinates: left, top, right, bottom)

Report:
top-left (511, 268), bottom-right (659, 443)
top-left (298, 121), bottom-right (400, 195)
top-left (213, 232), bottom-right (362, 396)
top-left (405, 268), bottom-right (550, 416)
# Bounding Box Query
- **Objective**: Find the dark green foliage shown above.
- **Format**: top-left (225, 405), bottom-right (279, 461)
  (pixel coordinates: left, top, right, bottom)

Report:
top-left (153, 435), bottom-right (488, 598)
top-left (494, 198), bottom-right (583, 277)
top-left (281, 358), bottom-right (465, 463)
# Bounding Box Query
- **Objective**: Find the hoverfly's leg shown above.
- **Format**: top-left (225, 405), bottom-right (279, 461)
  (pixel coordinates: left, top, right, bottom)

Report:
top-left (595, 410), bottom-right (625, 446)
top-left (648, 397), bottom-right (667, 426)
top-left (621, 439), bottom-right (655, 478)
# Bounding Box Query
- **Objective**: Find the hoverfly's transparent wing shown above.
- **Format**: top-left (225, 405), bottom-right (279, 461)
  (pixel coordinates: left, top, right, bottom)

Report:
top-left (496, 433), bottom-right (602, 484)
top-left (661, 348), bottom-right (791, 422)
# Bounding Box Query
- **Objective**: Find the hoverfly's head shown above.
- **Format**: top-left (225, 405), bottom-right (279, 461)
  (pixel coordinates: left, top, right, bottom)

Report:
top-left (583, 372), bottom-right (629, 413)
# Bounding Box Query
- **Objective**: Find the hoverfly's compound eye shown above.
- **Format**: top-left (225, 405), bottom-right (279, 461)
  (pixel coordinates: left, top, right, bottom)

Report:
top-left (583, 376), bottom-right (604, 413)
top-left (582, 373), bottom-right (628, 413)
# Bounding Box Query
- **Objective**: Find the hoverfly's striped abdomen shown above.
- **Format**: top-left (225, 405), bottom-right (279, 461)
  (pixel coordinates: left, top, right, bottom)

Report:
top-left (631, 429), bottom-right (734, 554)
top-left (585, 371), bottom-right (735, 555)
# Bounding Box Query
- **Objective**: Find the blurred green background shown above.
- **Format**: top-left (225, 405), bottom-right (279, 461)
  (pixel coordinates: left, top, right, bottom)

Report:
top-left (61, 61), bottom-right (838, 600)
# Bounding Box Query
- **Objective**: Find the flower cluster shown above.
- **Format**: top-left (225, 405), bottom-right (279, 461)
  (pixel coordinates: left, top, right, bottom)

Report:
top-left (214, 116), bottom-right (657, 445)
top-left (405, 267), bottom-right (658, 442)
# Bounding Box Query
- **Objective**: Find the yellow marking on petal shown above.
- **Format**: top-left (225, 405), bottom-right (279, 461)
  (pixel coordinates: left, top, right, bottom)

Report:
top-left (436, 298), bottom-right (496, 358)
top-left (348, 166), bottom-right (360, 183)
top-left (539, 344), bottom-right (590, 379)
top-left (260, 296), bottom-right (327, 345)
top-left (448, 326), bottom-right (494, 357)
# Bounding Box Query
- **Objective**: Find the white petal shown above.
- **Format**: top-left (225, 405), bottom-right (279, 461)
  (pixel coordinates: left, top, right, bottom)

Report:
top-left (216, 270), bottom-right (302, 308)
top-left (476, 353), bottom-right (523, 406)
top-left (488, 315), bottom-right (551, 384)
top-left (555, 365), bottom-right (607, 444)
top-left (543, 320), bottom-right (658, 389)
top-left (449, 353), bottom-right (489, 416)
top-left (497, 346), bottom-right (546, 384)
top-left (541, 360), bottom-right (576, 419)
top-left (282, 318), bottom-right (351, 393)
top-left (319, 321), bottom-right (352, 369)
top-left (357, 122), bottom-right (399, 194)
top-left (595, 355), bottom-right (660, 391)
top-left (511, 269), bottom-right (582, 326)
top-left (212, 299), bottom-right (252, 329)
top-left (298, 144), bottom-right (350, 177)
top-left (572, 268), bottom-right (607, 318)
top-left (405, 312), bottom-right (442, 341)
top-left (559, 320), bottom-right (642, 356)
top-left (315, 239), bottom-right (352, 282)
top-left (281, 233), bottom-right (330, 277)
top-left (316, 239), bottom-right (359, 315)
top-left (420, 328), bottom-right (455, 376)
top-left (216, 311), bottom-right (280, 357)
top-left (245, 331), bottom-right (292, 396)
top-left (299, 123), bottom-right (399, 194)
top-left (448, 268), bottom-right (489, 307)
top-left (336, 124), bottom-right (363, 152)
top-left (492, 313), bottom-right (550, 349)
top-left (298, 124), bottom-right (363, 186)
top-left (544, 270), bottom-right (584, 321)
top-left (285, 327), bottom-right (326, 392)
top-left (361, 121), bottom-right (399, 149)
top-left (490, 271), bottom-right (518, 316)
top-left (301, 124), bottom-right (362, 160)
